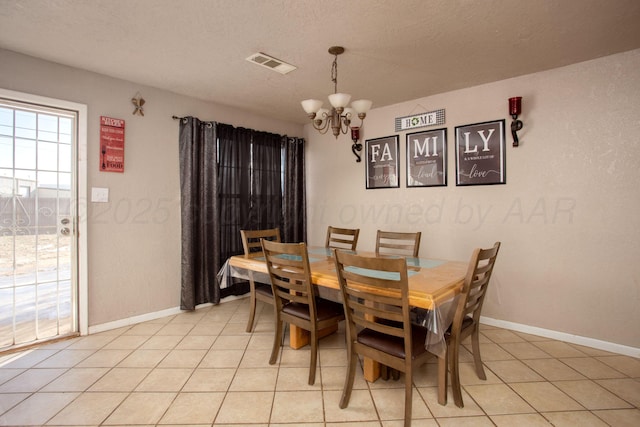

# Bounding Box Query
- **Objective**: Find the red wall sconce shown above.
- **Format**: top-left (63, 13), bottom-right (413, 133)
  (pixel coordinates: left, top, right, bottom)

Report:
top-left (509, 97), bottom-right (523, 147)
top-left (351, 126), bottom-right (363, 162)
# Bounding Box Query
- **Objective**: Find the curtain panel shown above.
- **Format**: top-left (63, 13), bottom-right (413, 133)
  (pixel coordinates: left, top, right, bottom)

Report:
top-left (217, 124), bottom-right (252, 267)
top-left (178, 117), bottom-right (220, 310)
top-left (250, 130), bottom-right (283, 230)
top-left (179, 118), bottom-right (306, 308)
top-left (282, 136), bottom-right (306, 243)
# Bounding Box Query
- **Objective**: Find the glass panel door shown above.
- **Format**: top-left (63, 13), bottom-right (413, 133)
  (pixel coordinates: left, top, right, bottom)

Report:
top-left (0, 100), bottom-right (78, 350)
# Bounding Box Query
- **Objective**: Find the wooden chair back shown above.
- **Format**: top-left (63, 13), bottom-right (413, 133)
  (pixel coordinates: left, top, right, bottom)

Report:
top-left (239, 228), bottom-right (281, 332)
top-left (375, 230), bottom-right (422, 257)
top-left (262, 240), bottom-right (315, 312)
top-left (334, 249), bottom-right (431, 426)
top-left (240, 228), bottom-right (281, 255)
top-left (453, 241), bottom-right (501, 334)
top-left (334, 251), bottom-right (412, 367)
top-left (263, 239), bottom-right (344, 385)
top-left (325, 226), bottom-right (360, 250)
top-left (446, 241), bottom-right (501, 407)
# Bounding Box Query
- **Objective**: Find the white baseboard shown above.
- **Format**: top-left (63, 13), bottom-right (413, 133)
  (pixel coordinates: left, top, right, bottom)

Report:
top-left (88, 306), bottom-right (188, 334)
top-left (88, 301), bottom-right (638, 358)
top-left (87, 295), bottom-right (248, 335)
top-left (481, 316), bottom-right (640, 358)
top-left (88, 303), bottom-right (210, 334)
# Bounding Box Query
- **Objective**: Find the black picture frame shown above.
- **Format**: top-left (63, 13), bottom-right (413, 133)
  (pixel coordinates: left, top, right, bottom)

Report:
top-left (365, 135), bottom-right (400, 189)
top-left (406, 128), bottom-right (447, 187)
top-left (455, 119), bottom-right (506, 186)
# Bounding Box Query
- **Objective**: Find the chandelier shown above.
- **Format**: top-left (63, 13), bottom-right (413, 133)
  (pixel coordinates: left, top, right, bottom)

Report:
top-left (301, 46), bottom-right (372, 162)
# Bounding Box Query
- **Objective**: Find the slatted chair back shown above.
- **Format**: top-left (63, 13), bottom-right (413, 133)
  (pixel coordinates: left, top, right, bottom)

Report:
top-left (375, 230), bottom-right (422, 257)
top-left (239, 228), bottom-right (281, 332)
top-left (334, 249), bottom-right (431, 427)
top-left (446, 241), bottom-right (501, 407)
top-left (263, 240), bottom-right (315, 312)
top-left (240, 228), bottom-right (281, 255)
top-left (262, 239), bottom-right (344, 385)
top-left (325, 226), bottom-right (360, 250)
top-left (455, 241), bottom-right (501, 329)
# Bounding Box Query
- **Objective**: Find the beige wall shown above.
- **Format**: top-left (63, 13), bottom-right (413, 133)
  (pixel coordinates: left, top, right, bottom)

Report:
top-left (305, 49), bottom-right (640, 351)
top-left (2, 46), bottom-right (638, 353)
top-left (0, 48), bottom-right (302, 327)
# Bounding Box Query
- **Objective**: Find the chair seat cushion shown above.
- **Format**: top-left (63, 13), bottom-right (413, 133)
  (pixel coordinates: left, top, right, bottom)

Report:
top-left (357, 324), bottom-right (429, 359)
top-left (255, 284), bottom-right (273, 297)
top-left (282, 298), bottom-right (344, 321)
top-left (445, 316), bottom-right (474, 337)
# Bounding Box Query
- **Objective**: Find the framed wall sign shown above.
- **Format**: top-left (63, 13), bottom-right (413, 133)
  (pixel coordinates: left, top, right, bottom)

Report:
top-left (365, 135), bottom-right (400, 189)
top-left (455, 119), bottom-right (506, 186)
top-left (406, 128), bottom-right (447, 187)
top-left (395, 108), bottom-right (445, 132)
top-left (99, 116), bottom-right (125, 173)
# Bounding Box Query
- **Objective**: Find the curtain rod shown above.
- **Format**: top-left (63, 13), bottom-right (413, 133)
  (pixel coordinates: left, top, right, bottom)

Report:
top-left (173, 115), bottom-right (215, 127)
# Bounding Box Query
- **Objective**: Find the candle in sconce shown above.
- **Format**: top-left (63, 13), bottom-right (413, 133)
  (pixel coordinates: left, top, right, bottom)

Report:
top-left (509, 97), bottom-right (522, 117)
top-left (350, 126), bottom-right (360, 142)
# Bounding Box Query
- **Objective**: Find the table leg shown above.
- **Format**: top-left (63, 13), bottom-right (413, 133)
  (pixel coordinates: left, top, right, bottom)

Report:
top-left (363, 357), bottom-right (381, 382)
top-left (289, 324), bottom-right (339, 349)
top-left (289, 326), bottom-right (381, 382)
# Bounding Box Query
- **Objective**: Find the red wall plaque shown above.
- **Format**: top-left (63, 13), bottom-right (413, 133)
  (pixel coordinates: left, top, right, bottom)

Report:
top-left (99, 116), bottom-right (125, 173)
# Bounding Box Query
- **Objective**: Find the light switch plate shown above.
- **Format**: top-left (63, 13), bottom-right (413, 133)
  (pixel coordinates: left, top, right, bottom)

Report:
top-left (91, 187), bottom-right (109, 203)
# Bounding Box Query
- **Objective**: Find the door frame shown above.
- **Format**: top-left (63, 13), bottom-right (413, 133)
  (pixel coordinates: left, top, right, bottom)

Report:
top-left (0, 87), bottom-right (88, 336)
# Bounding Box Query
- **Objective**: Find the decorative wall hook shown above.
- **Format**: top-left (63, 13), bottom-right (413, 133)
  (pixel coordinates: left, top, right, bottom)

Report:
top-left (132, 92), bottom-right (145, 116)
top-left (509, 96), bottom-right (523, 147)
top-left (350, 127), bottom-right (363, 162)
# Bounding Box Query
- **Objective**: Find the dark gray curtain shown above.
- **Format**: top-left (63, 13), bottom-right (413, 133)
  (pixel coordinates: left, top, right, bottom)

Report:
top-left (217, 126), bottom-right (286, 296)
top-left (282, 136), bottom-right (306, 243)
top-left (178, 117), bottom-right (220, 309)
top-left (179, 117), bottom-right (306, 303)
top-left (251, 130), bottom-right (283, 231)
top-left (217, 124), bottom-right (251, 265)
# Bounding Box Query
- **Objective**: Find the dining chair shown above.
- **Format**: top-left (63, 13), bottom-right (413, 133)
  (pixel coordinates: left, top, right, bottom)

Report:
top-left (445, 241), bottom-right (501, 407)
top-left (375, 230), bottom-right (422, 257)
top-left (262, 239), bottom-right (345, 385)
top-left (333, 249), bottom-right (432, 427)
top-left (240, 228), bottom-right (281, 332)
top-left (325, 226), bottom-right (360, 250)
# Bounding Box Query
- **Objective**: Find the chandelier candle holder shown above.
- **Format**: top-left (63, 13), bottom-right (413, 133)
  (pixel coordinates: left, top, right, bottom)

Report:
top-left (301, 46), bottom-right (372, 162)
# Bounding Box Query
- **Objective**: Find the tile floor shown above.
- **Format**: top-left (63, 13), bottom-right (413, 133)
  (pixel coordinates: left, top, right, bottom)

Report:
top-left (0, 297), bottom-right (639, 426)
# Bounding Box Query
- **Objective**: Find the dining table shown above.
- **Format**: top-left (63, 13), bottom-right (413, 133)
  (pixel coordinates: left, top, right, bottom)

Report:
top-left (217, 245), bottom-right (468, 405)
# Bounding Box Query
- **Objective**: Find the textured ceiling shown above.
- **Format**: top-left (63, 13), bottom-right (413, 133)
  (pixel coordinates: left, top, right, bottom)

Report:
top-left (1, 0), bottom-right (640, 124)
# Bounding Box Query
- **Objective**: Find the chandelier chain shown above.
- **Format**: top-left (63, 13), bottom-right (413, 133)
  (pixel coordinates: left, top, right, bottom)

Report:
top-left (331, 54), bottom-right (338, 94)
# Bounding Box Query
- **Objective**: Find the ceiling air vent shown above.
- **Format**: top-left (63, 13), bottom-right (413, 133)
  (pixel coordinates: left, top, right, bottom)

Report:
top-left (246, 52), bottom-right (297, 75)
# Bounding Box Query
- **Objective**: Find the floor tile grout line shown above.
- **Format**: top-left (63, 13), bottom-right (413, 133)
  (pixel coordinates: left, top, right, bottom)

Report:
top-left (0, 299), bottom-right (638, 426)
top-left (468, 329), bottom-right (637, 423)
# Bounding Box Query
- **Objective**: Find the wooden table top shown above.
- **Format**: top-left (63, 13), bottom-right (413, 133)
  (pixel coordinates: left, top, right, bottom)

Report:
top-left (228, 246), bottom-right (468, 310)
